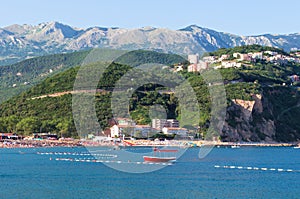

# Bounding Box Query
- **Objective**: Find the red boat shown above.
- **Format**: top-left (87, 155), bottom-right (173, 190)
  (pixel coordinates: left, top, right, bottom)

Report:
top-left (143, 148), bottom-right (178, 163)
top-left (143, 156), bottom-right (176, 163)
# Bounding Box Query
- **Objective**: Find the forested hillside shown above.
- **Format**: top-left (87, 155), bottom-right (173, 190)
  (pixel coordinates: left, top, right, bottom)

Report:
top-left (0, 46), bottom-right (300, 142)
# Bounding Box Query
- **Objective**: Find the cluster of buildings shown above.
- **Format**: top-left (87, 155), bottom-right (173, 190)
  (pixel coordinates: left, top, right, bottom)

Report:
top-left (186, 54), bottom-right (208, 72)
top-left (185, 50), bottom-right (300, 71)
top-left (103, 118), bottom-right (188, 139)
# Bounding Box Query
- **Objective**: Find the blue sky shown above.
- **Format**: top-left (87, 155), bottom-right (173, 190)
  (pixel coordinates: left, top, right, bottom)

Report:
top-left (1, 0), bottom-right (299, 36)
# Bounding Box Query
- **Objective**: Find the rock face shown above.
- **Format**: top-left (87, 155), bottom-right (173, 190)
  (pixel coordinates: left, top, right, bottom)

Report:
top-left (232, 99), bottom-right (255, 121)
top-left (221, 94), bottom-right (276, 142)
top-left (2, 22), bottom-right (300, 65)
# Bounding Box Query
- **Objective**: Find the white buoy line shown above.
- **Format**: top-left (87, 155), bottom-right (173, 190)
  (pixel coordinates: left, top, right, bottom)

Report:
top-left (54, 157), bottom-right (173, 166)
top-left (214, 165), bottom-right (300, 173)
top-left (38, 151), bottom-right (174, 166)
top-left (37, 152), bottom-right (117, 158)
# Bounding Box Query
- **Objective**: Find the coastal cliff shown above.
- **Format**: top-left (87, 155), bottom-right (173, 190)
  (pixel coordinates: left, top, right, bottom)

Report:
top-left (221, 93), bottom-right (276, 142)
top-left (221, 89), bottom-right (300, 142)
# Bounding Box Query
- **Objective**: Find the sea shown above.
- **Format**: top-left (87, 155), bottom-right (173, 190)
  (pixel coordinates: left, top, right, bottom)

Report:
top-left (0, 146), bottom-right (299, 199)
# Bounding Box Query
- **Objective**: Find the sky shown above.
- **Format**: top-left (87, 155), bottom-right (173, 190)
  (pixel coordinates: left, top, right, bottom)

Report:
top-left (1, 0), bottom-right (300, 36)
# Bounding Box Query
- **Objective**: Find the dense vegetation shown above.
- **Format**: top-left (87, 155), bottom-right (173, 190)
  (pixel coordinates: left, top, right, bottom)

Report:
top-left (1, 46), bottom-right (300, 142)
top-left (0, 64), bottom-right (212, 137)
top-left (115, 50), bottom-right (187, 67)
top-left (0, 49), bottom-right (186, 103)
top-left (0, 50), bottom-right (187, 137)
top-left (0, 50), bottom-right (90, 102)
top-left (206, 45), bottom-right (288, 57)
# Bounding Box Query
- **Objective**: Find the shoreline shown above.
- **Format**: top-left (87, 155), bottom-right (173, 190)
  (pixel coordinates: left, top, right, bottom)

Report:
top-left (0, 139), bottom-right (298, 148)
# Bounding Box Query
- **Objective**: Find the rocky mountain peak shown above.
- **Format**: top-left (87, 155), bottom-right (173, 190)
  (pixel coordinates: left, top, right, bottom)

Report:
top-left (2, 22), bottom-right (300, 65)
top-left (0, 28), bottom-right (14, 37)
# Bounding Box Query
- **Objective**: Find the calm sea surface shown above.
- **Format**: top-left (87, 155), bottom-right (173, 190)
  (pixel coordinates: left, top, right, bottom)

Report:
top-left (0, 146), bottom-right (299, 199)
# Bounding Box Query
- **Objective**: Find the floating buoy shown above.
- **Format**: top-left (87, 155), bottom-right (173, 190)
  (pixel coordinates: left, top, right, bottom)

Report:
top-left (214, 165), bottom-right (299, 173)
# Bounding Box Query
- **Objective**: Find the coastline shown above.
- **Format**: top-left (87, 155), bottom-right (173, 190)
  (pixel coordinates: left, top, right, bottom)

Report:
top-left (0, 139), bottom-right (297, 148)
top-left (121, 140), bottom-right (296, 147)
top-left (0, 139), bottom-right (82, 148)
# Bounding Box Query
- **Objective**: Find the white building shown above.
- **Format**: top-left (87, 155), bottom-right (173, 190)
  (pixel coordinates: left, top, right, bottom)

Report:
top-left (218, 54), bottom-right (230, 61)
top-left (188, 54), bottom-right (199, 64)
top-left (175, 65), bottom-right (184, 72)
top-left (233, 53), bottom-right (240, 58)
top-left (164, 119), bottom-right (179, 128)
top-left (221, 61), bottom-right (242, 68)
top-left (152, 119), bottom-right (180, 129)
top-left (152, 119), bottom-right (167, 129)
top-left (251, 52), bottom-right (263, 59)
top-left (202, 56), bottom-right (217, 63)
top-left (162, 127), bottom-right (187, 136)
top-left (110, 125), bottom-right (120, 138)
top-left (264, 51), bottom-right (278, 56)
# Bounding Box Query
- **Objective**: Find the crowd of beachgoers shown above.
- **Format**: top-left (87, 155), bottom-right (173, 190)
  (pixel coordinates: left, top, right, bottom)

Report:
top-left (0, 139), bottom-right (82, 148)
top-left (0, 138), bottom-right (297, 148)
top-left (0, 139), bottom-right (133, 148)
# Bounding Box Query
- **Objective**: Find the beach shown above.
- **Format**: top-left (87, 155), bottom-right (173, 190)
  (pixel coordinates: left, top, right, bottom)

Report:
top-left (0, 138), bottom-right (297, 148)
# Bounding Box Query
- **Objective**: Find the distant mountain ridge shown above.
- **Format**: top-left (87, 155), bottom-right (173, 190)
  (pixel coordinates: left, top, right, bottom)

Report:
top-left (1, 21), bottom-right (300, 65)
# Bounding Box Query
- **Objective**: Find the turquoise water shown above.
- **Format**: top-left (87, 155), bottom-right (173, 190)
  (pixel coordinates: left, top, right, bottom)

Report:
top-left (0, 147), bottom-right (299, 199)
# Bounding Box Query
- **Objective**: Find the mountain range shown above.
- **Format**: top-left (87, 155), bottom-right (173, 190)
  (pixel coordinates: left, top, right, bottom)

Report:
top-left (1, 21), bottom-right (300, 65)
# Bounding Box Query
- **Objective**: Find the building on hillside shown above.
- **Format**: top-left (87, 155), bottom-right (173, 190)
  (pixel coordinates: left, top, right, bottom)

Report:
top-left (110, 124), bottom-right (136, 138)
top-left (264, 51), bottom-right (278, 56)
top-left (164, 119), bottom-right (180, 128)
top-left (218, 54), bottom-right (230, 61)
top-left (188, 54), bottom-right (199, 64)
top-left (110, 124), bottom-right (156, 138)
top-left (187, 61), bottom-right (208, 72)
top-left (152, 119), bottom-right (180, 129)
top-left (134, 125), bottom-right (152, 138)
top-left (188, 64), bottom-right (198, 72)
top-left (233, 53), bottom-right (252, 61)
top-left (198, 61), bottom-right (208, 70)
top-left (110, 125), bottom-right (120, 138)
top-left (233, 53), bottom-right (240, 58)
top-left (221, 61), bottom-right (242, 68)
top-left (152, 119), bottom-right (167, 129)
top-left (239, 54), bottom-right (251, 61)
top-left (202, 56), bottom-right (217, 63)
top-left (251, 52), bottom-right (263, 59)
top-left (175, 65), bottom-right (184, 72)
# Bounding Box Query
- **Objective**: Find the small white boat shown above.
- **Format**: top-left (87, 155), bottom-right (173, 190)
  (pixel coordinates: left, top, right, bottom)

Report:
top-left (231, 145), bottom-right (240, 148)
